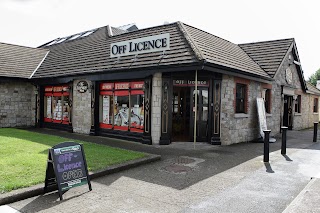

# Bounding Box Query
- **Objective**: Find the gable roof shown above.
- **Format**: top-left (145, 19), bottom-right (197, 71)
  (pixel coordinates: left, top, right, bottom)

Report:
top-left (33, 26), bottom-right (109, 78)
top-left (239, 38), bottom-right (294, 77)
top-left (32, 22), bottom-right (271, 80)
top-left (0, 42), bottom-right (48, 79)
top-left (180, 23), bottom-right (270, 79)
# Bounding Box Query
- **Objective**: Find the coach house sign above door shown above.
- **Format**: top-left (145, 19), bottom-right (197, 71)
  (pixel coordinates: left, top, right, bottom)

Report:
top-left (110, 34), bottom-right (170, 57)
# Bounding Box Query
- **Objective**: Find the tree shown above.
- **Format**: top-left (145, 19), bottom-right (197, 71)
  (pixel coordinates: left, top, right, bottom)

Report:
top-left (308, 68), bottom-right (320, 86)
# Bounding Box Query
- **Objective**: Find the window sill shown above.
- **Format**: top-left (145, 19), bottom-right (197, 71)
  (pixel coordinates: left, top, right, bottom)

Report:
top-left (266, 113), bottom-right (272, 117)
top-left (313, 112), bottom-right (319, 115)
top-left (234, 113), bottom-right (249, 118)
top-left (295, 113), bottom-right (302, 116)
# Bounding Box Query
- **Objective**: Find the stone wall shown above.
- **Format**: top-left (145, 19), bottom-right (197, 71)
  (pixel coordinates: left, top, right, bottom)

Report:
top-left (72, 80), bottom-right (92, 134)
top-left (0, 82), bottom-right (36, 127)
top-left (151, 73), bottom-right (162, 145)
top-left (220, 75), bottom-right (261, 145)
top-left (220, 51), bottom-right (319, 146)
top-left (272, 51), bottom-right (318, 131)
top-left (294, 94), bottom-right (319, 129)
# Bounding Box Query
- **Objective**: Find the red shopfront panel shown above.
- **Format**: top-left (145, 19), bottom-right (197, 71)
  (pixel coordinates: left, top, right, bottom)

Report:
top-left (114, 90), bottom-right (129, 96)
top-left (99, 123), bottom-right (113, 129)
top-left (100, 91), bottom-right (113, 95)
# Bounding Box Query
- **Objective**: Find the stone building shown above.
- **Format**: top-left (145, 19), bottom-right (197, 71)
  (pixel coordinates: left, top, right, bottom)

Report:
top-left (1, 22), bottom-right (319, 145)
top-left (0, 43), bottom-right (48, 128)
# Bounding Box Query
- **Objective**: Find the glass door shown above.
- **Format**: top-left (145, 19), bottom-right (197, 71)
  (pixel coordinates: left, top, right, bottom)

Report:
top-left (172, 87), bottom-right (191, 141)
top-left (190, 87), bottom-right (209, 142)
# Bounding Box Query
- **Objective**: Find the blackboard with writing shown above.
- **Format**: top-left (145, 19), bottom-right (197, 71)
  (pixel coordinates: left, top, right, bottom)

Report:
top-left (44, 141), bottom-right (92, 200)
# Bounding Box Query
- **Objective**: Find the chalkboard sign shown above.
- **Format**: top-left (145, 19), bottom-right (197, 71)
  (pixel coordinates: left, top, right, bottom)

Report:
top-left (44, 142), bottom-right (92, 200)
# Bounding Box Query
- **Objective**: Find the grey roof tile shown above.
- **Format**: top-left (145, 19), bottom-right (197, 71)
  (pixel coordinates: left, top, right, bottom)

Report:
top-left (33, 22), bottom-right (274, 80)
top-left (179, 23), bottom-right (270, 78)
top-left (0, 42), bottom-right (48, 78)
top-left (239, 38), bottom-right (294, 77)
top-left (33, 23), bottom-right (199, 78)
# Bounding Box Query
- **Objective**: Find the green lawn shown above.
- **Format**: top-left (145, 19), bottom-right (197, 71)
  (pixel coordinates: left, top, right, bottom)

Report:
top-left (0, 128), bottom-right (146, 193)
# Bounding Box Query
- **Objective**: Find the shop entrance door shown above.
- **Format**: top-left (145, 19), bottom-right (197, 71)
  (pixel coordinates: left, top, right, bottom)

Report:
top-left (191, 88), bottom-right (209, 142)
top-left (172, 87), bottom-right (191, 141)
top-left (172, 86), bottom-right (209, 142)
top-left (283, 95), bottom-right (293, 130)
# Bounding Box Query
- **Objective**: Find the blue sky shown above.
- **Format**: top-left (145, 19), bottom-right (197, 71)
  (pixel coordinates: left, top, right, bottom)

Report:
top-left (1, 0), bottom-right (319, 79)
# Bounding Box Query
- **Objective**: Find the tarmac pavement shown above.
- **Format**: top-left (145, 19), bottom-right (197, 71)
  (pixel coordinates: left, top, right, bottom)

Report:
top-left (1, 128), bottom-right (320, 212)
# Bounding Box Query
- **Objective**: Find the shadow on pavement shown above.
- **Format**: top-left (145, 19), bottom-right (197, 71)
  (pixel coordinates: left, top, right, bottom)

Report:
top-left (17, 190), bottom-right (89, 213)
top-left (264, 162), bottom-right (275, 173)
top-left (282, 154), bottom-right (293, 161)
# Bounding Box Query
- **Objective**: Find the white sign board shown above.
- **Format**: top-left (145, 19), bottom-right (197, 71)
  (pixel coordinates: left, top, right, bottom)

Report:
top-left (47, 96), bottom-right (52, 118)
top-left (257, 98), bottom-right (268, 139)
top-left (110, 33), bottom-right (170, 58)
top-left (102, 96), bottom-right (110, 124)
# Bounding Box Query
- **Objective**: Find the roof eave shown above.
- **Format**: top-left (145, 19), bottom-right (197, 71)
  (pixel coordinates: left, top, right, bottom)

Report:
top-left (204, 63), bottom-right (273, 83)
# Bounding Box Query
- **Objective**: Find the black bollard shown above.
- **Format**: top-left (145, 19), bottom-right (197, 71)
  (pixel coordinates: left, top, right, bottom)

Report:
top-left (281, 126), bottom-right (288, 155)
top-left (263, 130), bottom-right (271, 162)
top-left (313, 122), bottom-right (318, 142)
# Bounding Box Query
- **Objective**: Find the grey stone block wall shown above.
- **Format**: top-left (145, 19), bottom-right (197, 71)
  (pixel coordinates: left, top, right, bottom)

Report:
top-left (151, 73), bottom-right (162, 145)
top-left (221, 51), bottom-right (319, 146)
top-left (272, 51), bottom-right (318, 131)
top-left (294, 95), bottom-right (319, 129)
top-left (72, 80), bottom-right (92, 134)
top-left (0, 82), bottom-right (36, 127)
top-left (220, 75), bottom-right (260, 145)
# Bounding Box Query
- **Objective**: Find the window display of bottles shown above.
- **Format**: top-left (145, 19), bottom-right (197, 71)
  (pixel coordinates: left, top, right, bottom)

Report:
top-left (44, 85), bottom-right (70, 124)
top-left (99, 81), bottom-right (144, 133)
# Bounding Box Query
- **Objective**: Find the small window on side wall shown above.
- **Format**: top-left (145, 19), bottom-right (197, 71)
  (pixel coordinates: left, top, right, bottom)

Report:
top-left (236, 83), bottom-right (246, 113)
top-left (295, 95), bottom-right (301, 113)
top-left (265, 89), bottom-right (271, 113)
top-left (314, 98), bottom-right (318, 113)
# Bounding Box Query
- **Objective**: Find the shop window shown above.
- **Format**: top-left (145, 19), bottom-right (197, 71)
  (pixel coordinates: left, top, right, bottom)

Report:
top-left (99, 81), bottom-right (144, 133)
top-left (44, 85), bottom-right (70, 124)
top-left (295, 95), bottom-right (301, 113)
top-left (236, 83), bottom-right (247, 113)
top-left (114, 93), bottom-right (129, 131)
top-left (314, 98), bottom-right (318, 113)
top-left (265, 89), bottom-right (271, 113)
top-left (130, 93), bottom-right (144, 133)
top-left (101, 95), bottom-right (114, 128)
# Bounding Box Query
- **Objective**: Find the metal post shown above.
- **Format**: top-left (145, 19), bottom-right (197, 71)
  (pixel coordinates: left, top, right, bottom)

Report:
top-left (263, 130), bottom-right (271, 162)
top-left (313, 122), bottom-right (318, 142)
top-left (281, 126), bottom-right (288, 155)
top-left (194, 70), bottom-right (198, 149)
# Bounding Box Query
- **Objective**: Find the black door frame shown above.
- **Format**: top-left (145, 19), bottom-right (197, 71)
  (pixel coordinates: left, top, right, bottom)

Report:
top-left (160, 71), bottom-right (222, 144)
top-left (283, 95), bottom-right (293, 130)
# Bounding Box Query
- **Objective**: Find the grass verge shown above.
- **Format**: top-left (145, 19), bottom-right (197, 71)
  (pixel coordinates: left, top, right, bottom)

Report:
top-left (0, 128), bottom-right (146, 193)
